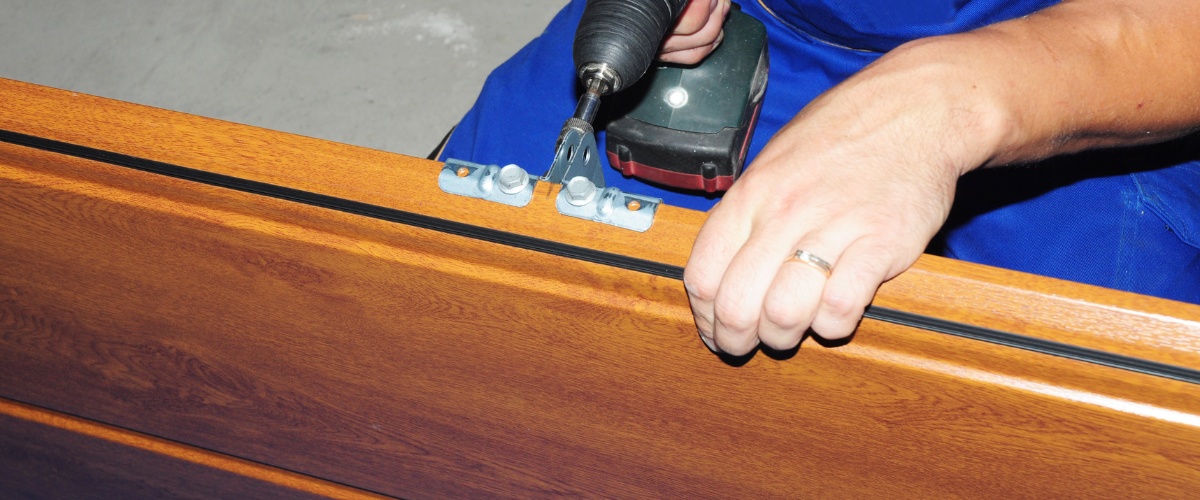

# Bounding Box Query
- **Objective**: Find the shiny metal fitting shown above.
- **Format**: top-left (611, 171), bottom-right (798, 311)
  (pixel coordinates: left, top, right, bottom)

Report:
top-left (564, 176), bottom-right (598, 206)
top-left (577, 63), bottom-right (620, 95)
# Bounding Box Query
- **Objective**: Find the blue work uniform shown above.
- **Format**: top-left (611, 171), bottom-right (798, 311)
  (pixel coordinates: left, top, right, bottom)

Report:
top-left (442, 0), bottom-right (1200, 304)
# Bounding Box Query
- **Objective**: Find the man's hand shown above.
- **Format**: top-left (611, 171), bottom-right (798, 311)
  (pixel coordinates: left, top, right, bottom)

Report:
top-left (659, 0), bottom-right (730, 65)
top-left (683, 0), bottom-right (1200, 356)
top-left (683, 44), bottom-right (1005, 355)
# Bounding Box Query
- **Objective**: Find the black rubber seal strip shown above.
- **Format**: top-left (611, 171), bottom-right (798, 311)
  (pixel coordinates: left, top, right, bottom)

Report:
top-left (0, 129), bottom-right (678, 277)
top-left (866, 307), bottom-right (1200, 384)
top-left (3, 128), bottom-right (1198, 385)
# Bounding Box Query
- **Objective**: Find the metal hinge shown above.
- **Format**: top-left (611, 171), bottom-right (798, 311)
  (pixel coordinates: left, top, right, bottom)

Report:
top-left (438, 122), bottom-right (660, 232)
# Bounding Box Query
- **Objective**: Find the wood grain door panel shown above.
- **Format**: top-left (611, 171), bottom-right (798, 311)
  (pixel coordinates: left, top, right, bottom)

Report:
top-left (2, 78), bottom-right (1199, 498)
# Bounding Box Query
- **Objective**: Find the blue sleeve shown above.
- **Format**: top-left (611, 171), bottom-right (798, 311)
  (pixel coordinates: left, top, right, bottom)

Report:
top-left (442, 2), bottom-right (582, 171)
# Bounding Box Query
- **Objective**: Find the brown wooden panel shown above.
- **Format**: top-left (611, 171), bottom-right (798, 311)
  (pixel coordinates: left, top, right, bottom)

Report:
top-left (2, 79), bottom-right (1200, 498)
top-left (0, 399), bottom-right (383, 499)
top-left (2, 77), bottom-right (1197, 368)
top-left (3, 140), bottom-right (1199, 498)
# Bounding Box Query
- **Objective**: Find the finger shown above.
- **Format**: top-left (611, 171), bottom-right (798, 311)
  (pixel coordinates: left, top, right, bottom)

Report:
top-left (670, 0), bottom-right (720, 37)
top-left (658, 31), bottom-right (725, 65)
top-left (756, 239), bottom-right (841, 350)
top-left (809, 238), bottom-right (899, 340)
top-left (690, 296), bottom-right (716, 351)
top-left (710, 221), bottom-right (805, 356)
top-left (661, 3), bottom-right (726, 54)
top-left (697, 327), bottom-right (720, 353)
top-left (684, 199), bottom-right (753, 344)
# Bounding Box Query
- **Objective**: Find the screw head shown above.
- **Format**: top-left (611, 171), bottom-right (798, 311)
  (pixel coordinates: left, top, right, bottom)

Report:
top-left (496, 164), bottom-right (529, 195)
top-left (626, 199), bottom-right (642, 211)
top-left (564, 176), bottom-right (597, 206)
top-left (455, 166), bottom-right (470, 177)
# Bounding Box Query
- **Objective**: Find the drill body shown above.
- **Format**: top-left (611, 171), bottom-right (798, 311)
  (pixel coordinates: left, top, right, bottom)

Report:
top-left (568, 0), bottom-right (768, 193)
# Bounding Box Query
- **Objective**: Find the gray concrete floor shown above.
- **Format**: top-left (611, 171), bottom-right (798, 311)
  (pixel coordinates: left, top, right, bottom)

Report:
top-left (0, 0), bottom-right (568, 157)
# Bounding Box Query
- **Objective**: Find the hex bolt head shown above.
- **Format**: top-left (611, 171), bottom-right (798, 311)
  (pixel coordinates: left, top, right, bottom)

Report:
top-left (564, 176), bottom-right (597, 206)
top-left (496, 164), bottom-right (529, 195)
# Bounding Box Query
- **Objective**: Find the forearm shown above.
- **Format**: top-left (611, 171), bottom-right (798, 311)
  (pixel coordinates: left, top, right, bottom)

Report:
top-left (887, 0), bottom-right (1200, 168)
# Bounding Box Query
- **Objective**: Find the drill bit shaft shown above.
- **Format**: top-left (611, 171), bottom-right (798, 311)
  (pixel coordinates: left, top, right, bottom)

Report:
top-left (571, 77), bottom-right (608, 125)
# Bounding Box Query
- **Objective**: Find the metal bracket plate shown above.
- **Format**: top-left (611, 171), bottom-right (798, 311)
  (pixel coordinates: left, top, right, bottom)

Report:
top-left (438, 159), bottom-right (535, 208)
top-left (556, 185), bottom-right (659, 232)
top-left (544, 123), bottom-right (605, 188)
top-left (547, 122), bottom-right (660, 232)
top-left (438, 120), bottom-right (660, 232)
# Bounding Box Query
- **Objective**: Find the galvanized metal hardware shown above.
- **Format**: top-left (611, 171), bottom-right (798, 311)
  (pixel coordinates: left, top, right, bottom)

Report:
top-left (544, 121), bottom-right (659, 232)
top-left (438, 120), bottom-right (660, 232)
top-left (556, 177), bottom-right (659, 232)
top-left (438, 160), bottom-right (535, 208)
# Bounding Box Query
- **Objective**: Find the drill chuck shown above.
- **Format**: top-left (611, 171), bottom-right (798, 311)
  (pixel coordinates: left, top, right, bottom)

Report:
top-left (573, 0), bottom-right (688, 94)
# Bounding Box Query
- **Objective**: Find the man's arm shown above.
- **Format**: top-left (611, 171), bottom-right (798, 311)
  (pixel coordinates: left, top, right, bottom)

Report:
top-left (684, 0), bottom-right (1200, 355)
top-left (956, 0), bottom-right (1200, 160)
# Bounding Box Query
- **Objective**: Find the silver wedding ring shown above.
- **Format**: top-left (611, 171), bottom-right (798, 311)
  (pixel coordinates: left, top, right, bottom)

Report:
top-left (790, 249), bottom-right (832, 278)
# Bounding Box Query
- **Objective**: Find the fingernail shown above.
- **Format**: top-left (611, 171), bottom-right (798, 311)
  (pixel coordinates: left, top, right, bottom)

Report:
top-left (699, 333), bottom-right (720, 353)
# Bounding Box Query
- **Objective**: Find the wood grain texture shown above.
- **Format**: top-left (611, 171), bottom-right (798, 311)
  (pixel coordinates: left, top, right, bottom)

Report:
top-left (2, 79), bottom-right (1200, 498)
top-left (0, 399), bottom-right (384, 499)
top-left (1, 77), bottom-right (1197, 368)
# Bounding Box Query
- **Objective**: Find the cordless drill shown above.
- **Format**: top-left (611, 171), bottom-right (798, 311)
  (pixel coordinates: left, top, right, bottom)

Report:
top-left (568, 0), bottom-right (768, 193)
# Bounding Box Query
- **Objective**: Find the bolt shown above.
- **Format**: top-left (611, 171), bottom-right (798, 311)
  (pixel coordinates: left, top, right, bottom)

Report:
top-left (564, 176), bottom-right (597, 206)
top-left (496, 164), bottom-right (529, 195)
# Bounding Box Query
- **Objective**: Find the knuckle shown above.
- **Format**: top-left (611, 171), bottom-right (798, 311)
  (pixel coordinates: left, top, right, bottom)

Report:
top-left (716, 332), bottom-right (759, 356)
top-left (674, 9), bottom-right (709, 35)
top-left (657, 52), bottom-right (684, 64)
top-left (665, 48), bottom-right (706, 65)
top-left (813, 289), bottom-right (867, 340)
top-left (759, 327), bottom-right (802, 351)
top-left (812, 316), bottom-right (857, 340)
top-left (700, 13), bottom-right (724, 38)
top-left (816, 276), bottom-right (873, 335)
top-left (845, 257), bottom-right (888, 290)
top-left (761, 293), bottom-right (804, 330)
top-left (825, 268), bottom-right (878, 317)
top-left (682, 268), bottom-right (719, 302)
top-left (819, 291), bottom-right (862, 320)
top-left (681, 19), bottom-right (706, 34)
top-left (713, 297), bottom-right (757, 333)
